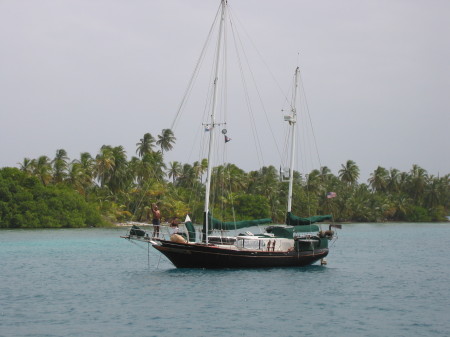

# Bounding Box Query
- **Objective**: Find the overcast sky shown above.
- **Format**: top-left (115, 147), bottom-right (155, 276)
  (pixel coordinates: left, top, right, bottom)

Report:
top-left (1, 0), bottom-right (449, 182)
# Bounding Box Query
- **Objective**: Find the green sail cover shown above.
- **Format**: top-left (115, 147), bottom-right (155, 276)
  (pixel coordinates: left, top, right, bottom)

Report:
top-left (184, 221), bottom-right (196, 242)
top-left (264, 212), bottom-right (332, 238)
top-left (266, 224), bottom-right (321, 238)
top-left (286, 212), bottom-right (332, 226)
top-left (208, 214), bottom-right (272, 231)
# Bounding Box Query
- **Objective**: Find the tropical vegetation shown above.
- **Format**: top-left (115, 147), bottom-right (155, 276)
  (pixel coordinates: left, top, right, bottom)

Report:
top-left (0, 129), bottom-right (448, 228)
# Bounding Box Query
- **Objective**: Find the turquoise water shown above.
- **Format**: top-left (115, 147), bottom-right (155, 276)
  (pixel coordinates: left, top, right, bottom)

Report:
top-left (1, 223), bottom-right (449, 337)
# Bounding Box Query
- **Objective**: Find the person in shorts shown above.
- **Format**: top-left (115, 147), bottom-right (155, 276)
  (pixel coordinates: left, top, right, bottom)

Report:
top-left (151, 203), bottom-right (161, 238)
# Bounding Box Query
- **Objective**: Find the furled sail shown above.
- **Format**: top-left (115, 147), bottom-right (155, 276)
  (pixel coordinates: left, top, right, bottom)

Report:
top-left (266, 225), bottom-right (320, 238)
top-left (286, 212), bottom-right (332, 226)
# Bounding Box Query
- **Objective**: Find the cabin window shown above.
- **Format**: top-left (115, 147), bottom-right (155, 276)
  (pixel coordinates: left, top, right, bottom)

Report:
top-left (236, 238), bottom-right (264, 250)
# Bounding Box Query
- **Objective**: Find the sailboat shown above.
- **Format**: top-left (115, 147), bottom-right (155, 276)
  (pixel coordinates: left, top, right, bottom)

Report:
top-left (123, 0), bottom-right (340, 268)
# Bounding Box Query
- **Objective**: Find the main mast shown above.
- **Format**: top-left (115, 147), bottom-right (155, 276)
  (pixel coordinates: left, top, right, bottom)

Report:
top-left (203, 0), bottom-right (227, 243)
top-left (287, 67), bottom-right (300, 214)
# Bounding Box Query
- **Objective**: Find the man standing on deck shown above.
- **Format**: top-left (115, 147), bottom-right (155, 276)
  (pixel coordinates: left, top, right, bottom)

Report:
top-left (151, 203), bottom-right (161, 238)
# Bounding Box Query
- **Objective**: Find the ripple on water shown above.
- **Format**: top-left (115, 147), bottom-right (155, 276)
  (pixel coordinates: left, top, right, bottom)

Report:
top-left (1, 224), bottom-right (450, 337)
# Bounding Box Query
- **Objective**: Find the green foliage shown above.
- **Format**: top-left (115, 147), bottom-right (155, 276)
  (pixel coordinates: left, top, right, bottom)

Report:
top-left (232, 194), bottom-right (270, 220)
top-left (6, 135), bottom-right (449, 227)
top-left (405, 206), bottom-right (431, 222)
top-left (429, 206), bottom-right (447, 222)
top-left (0, 168), bottom-right (106, 228)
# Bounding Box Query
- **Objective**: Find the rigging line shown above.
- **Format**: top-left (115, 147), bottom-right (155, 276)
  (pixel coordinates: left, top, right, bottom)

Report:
top-left (220, 143), bottom-right (236, 224)
top-left (184, 95), bottom-right (212, 216)
top-left (184, 129), bottom-right (207, 218)
top-left (212, 129), bottom-right (223, 205)
top-left (229, 11), bottom-right (279, 165)
top-left (131, 163), bottom-right (164, 220)
top-left (228, 16), bottom-right (265, 168)
top-left (230, 13), bottom-right (264, 166)
top-left (301, 136), bottom-right (315, 220)
top-left (156, 254), bottom-right (162, 269)
top-left (282, 128), bottom-right (291, 169)
top-left (187, 122), bottom-right (206, 165)
top-left (183, 152), bottom-right (201, 212)
top-left (171, 127), bottom-right (205, 219)
top-left (281, 84), bottom-right (298, 168)
top-left (228, 5), bottom-right (291, 107)
top-left (296, 78), bottom-right (315, 175)
top-left (170, 3), bottom-right (222, 131)
top-left (132, 149), bottom-right (170, 215)
top-left (127, 239), bottom-right (150, 251)
top-left (299, 71), bottom-right (323, 168)
top-left (221, 162), bottom-right (237, 227)
top-left (281, 73), bottom-right (297, 169)
top-left (218, 141), bottom-right (232, 222)
top-left (222, 7), bottom-right (229, 126)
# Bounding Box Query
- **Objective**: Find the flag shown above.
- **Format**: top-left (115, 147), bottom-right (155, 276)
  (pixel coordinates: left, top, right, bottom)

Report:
top-left (225, 136), bottom-right (231, 143)
top-left (326, 192), bottom-right (337, 199)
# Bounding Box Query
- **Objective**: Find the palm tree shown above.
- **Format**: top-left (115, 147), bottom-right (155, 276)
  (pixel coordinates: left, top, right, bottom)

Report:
top-left (408, 164), bottom-right (427, 202)
top-left (226, 164), bottom-right (247, 193)
top-left (193, 158), bottom-right (208, 183)
top-left (95, 145), bottom-right (115, 188)
top-left (78, 152), bottom-right (95, 185)
top-left (439, 174), bottom-right (450, 209)
top-left (251, 166), bottom-right (282, 219)
top-left (398, 171), bottom-right (410, 194)
top-left (338, 160), bottom-right (360, 185)
top-left (201, 159), bottom-right (208, 180)
top-left (18, 158), bottom-right (33, 174)
top-left (52, 149), bottom-right (69, 184)
top-left (168, 161), bottom-right (182, 184)
top-left (128, 156), bottom-right (141, 185)
top-left (156, 129), bottom-right (176, 155)
top-left (319, 166), bottom-right (332, 183)
top-left (136, 133), bottom-right (155, 158)
top-left (108, 146), bottom-right (130, 193)
top-left (78, 152), bottom-right (94, 172)
top-left (386, 168), bottom-right (400, 194)
top-left (135, 151), bottom-right (166, 184)
top-left (193, 160), bottom-right (210, 184)
top-left (66, 162), bottom-right (84, 193)
top-left (368, 166), bottom-right (388, 192)
top-left (391, 194), bottom-right (411, 220)
top-left (177, 163), bottom-right (197, 188)
top-left (306, 169), bottom-right (323, 195)
top-left (211, 163), bottom-right (247, 197)
top-left (70, 152), bottom-right (95, 196)
top-left (424, 176), bottom-right (441, 209)
top-left (347, 184), bottom-right (373, 221)
top-left (148, 151), bottom-right (166, 181)
top-left (33, 156), bottom-right (52, 186)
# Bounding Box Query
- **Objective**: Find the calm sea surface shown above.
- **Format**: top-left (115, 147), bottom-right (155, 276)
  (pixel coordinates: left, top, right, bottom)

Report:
top-left (1, 223), bottom-right (449, 337)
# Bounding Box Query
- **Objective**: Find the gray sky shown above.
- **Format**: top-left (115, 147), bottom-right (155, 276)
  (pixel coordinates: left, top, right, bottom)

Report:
top-left (1, 0), bottom-right (449, 182)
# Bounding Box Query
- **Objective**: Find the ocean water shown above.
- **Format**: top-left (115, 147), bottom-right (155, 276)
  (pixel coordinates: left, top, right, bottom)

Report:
top-left (1, 223), bottom-right (449, 337)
